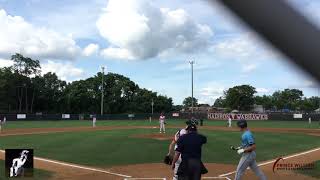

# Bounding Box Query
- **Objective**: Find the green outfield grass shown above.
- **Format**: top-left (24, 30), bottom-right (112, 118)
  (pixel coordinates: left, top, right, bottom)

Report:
top-left (0, 128), bottom-right (319, 167)
top-left (2, 119), bottom-right (320, 129)
top-left (0, 160), bottom-right (53, 180)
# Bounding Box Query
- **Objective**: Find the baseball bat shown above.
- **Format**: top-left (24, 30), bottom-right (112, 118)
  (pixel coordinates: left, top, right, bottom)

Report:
top-left (230, 146), bottom-right (241, 151)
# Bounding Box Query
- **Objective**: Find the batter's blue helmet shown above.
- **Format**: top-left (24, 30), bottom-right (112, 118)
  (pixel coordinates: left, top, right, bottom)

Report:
top-left (237, 120), bottom-right (247, 128)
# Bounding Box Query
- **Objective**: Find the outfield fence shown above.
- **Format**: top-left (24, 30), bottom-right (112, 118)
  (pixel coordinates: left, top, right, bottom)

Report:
top-left (0, 112), bottom-right (319, 121)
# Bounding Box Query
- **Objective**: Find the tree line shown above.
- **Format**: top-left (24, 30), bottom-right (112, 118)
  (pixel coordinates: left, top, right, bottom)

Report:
top-left (182, 85), bottom-right (319, 112)
top-left (0, 54), bottom-right (173, 114)
top-left (213, 85), bottom-right (320, 112)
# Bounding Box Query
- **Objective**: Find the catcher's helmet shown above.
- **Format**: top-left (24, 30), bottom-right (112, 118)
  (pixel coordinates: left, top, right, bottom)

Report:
top-left (237, 120), bottom-right (247, 128)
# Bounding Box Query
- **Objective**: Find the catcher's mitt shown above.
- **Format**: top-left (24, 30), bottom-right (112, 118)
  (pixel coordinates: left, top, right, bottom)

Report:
top-left (163, 155), bottom-right (173, 165)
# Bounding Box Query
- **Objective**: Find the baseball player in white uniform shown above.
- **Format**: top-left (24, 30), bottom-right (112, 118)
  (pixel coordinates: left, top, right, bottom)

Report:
top-left (228, 116), bottom-right (232, 127)
top-left (93, 116), bottom-right (97, 127)
top-left (168, 126), bottom-right (188, 180)
top-left (159, 113), bottom-right (166, 133)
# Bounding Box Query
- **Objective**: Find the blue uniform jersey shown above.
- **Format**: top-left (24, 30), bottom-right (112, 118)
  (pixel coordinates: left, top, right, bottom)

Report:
top-left (241, 130), bottom-right (255, 148)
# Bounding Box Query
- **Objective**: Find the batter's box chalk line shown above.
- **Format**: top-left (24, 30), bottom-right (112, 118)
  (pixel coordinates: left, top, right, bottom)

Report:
top-left (124, 178), bottom-right (166, 180)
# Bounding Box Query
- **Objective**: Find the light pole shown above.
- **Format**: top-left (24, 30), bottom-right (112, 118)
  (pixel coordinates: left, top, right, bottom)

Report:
top-left (318, 87), bottom-right (320, 110)
top-left (189, 60), bottom-right (195, 114)
top-left (151, 99), bottom-right (154, 115)
top-left (150, 99), bottom-right (154, 122)
top-left (101, 67), bottom-right (105, 115)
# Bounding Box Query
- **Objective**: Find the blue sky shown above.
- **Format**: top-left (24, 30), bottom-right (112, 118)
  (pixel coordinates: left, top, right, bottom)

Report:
top-left (0, 0), bottom-right (319, 105)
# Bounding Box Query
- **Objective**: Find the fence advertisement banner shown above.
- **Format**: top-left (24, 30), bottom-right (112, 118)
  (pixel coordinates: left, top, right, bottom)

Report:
top-left (208, 113), bottom-right (268, 120)
top-left (17, 114), bottom-right (26, 119)
top-left (62, 114), bottom-right (70, 119)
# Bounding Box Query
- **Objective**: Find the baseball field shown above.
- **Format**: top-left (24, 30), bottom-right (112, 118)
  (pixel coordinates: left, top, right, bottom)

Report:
top-left (0, 119), bottom-right (319, 180)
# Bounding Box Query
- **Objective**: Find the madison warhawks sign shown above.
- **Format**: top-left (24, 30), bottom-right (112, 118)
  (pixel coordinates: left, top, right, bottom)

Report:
top-left (208, 113), bottom-right (268, 120)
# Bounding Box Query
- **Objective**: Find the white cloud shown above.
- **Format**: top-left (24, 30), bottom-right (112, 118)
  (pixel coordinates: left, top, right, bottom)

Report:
top-left (172, 62), bottom-right (210, 71)
top-left (83, 43), bottom-right (99, 57)
top-left (198, 82), bottom-right (226, 105)
top-left (0, 9), bottom-right (81, 60)
top-left (96, 0), bottom-right (213, 60)
top-left (100, 47), bottom-right (135, 60)
top-left (211, 33), bottom-right (277, 62)
top-left (41, 60), bottom-right (84, 81)
top-left (287, 80), bottom-right (320, 89)
top-left (0, 58), bottom-right (13, 68)
top-left (242, 64), bottom-right (257, 73)
top-left (256, 88), bottom-right (270, 94)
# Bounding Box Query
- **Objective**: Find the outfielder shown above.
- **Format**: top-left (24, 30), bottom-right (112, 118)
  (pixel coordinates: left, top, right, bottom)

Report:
top-left (167, 123), bottom-right (189, 180)
top-left (93, 115), bottom-right (97, 127)
top-left (234, 120), bottom-right (267, 180)
top-left (159, 113), bottom-right (166, 133)
top-left (228, 115), bottom-right (232, 127)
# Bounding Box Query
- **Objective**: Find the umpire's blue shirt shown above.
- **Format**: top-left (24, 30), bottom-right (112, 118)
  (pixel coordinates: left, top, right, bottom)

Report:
top-left (176, 132), bottom-right (207, 160)
top-left (241, 130), bottom-right (255, 148)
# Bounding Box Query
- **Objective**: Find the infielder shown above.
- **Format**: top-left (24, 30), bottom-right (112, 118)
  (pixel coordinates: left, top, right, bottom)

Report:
top-left (167, 123), bottom-right (189, 180)
top-left (234, 120), bottom-right (267, 180)
top-left (159, 113), bottom-right (166, 133)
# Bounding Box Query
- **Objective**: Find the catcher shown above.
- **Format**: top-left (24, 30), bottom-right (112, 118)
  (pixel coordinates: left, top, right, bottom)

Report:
top-left (164, 121), bottom-right (191, 180)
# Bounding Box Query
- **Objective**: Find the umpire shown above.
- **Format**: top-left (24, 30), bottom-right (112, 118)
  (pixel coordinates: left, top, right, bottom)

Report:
top-left (171, 124), bottom-right (208, 180)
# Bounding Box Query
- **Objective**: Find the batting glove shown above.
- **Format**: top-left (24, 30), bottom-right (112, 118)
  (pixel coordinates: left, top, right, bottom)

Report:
top-left (237, 149), bottom-right (245, 155)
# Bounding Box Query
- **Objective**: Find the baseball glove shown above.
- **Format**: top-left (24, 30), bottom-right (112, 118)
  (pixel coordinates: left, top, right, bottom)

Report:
top-left (163, 155), bottom-right (173, 165)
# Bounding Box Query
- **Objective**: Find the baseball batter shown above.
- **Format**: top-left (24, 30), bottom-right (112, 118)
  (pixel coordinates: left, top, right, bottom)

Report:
top-left (159, 113), bottom-right (166, 133)
top-left (167, 124), bottom-right (188, 180)
top-left (234, 120), bottom-right (267, 180)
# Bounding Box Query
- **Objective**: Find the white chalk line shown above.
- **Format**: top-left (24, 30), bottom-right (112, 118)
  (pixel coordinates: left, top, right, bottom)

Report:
top-left (0, 150), bottom-right (131, 178)
top-left (219, 147), bottom-right (320, 177)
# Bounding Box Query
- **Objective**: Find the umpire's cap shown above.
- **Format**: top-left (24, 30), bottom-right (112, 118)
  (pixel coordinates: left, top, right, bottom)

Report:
top-left (237, 120), bottom-right (247, 128)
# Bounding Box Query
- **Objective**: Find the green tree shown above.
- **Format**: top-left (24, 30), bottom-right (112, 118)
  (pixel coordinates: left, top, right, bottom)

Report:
top-left (272, 89), bottom-right (303, 110)
top-left (224, 85), bottom-right (256, 111)
top-left (299, 96), bottom-right (320, 112)
top-left (214, 96), bottom-right (226, 107)
top-left (254, 95), bottom-right (274, 110)
top-left (183, 97), bottom-right (198, 108)
top-left (11, 53), bottom-right (40, 77)
top-left (32, 72), bottom-right (67, 113)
